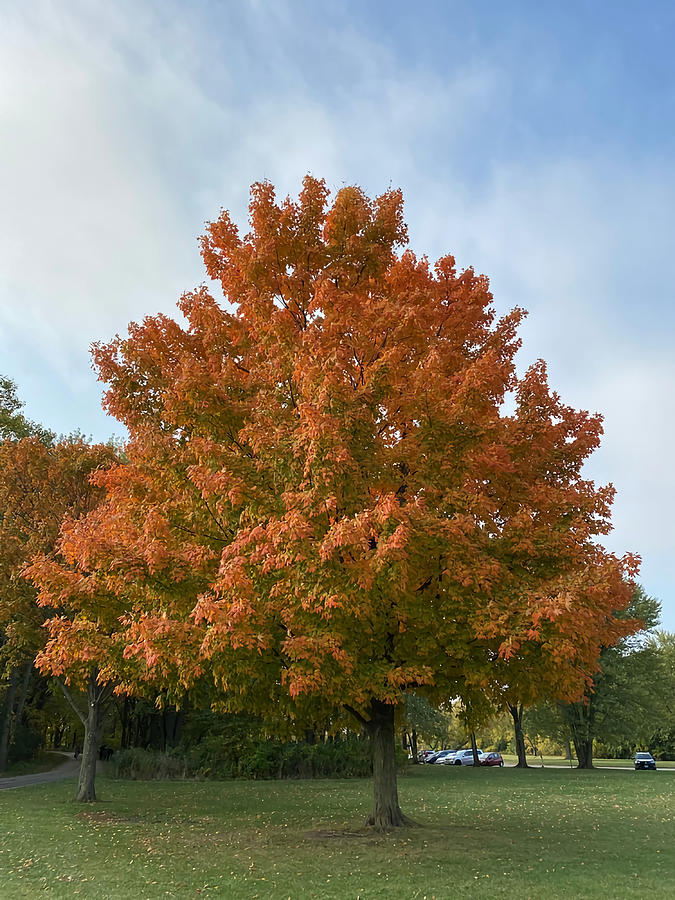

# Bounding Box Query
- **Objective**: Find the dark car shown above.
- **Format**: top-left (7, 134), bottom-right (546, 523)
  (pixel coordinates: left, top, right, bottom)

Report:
top-left (428, 750), bottom-right (455, 765)
top-left (634, 752), bottom-right (656, 770)
top-left (480, 752), bottom-right (504, 767)
top-left (421, 750), bottom-right (442, 763)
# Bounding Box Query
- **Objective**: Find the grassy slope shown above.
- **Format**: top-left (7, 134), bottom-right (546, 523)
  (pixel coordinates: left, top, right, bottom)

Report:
top-left (0, 765), bottom-right (673, 898)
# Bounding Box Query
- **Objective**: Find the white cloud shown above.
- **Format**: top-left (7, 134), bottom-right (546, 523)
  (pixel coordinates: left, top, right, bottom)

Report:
top-left (0, 1), bottom-right (673, 624)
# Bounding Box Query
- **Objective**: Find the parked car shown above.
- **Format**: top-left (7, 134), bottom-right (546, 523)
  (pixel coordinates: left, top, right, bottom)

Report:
top-left (480, 752), bottom-right (504, 767)
top-left (454, 749), bottom-right (484, 765)
top-left (427, 750), bottom-right (455, 765)
top-left (421, 750), bottom-right (443, 763)
top-left (418, 750), bottom-right (436, 762)
top-left (436, 750), bottom-right (459, 765)
top-left (634, 752), bottom-right (656, 770)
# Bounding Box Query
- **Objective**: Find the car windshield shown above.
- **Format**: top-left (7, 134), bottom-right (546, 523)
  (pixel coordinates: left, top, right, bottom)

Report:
top-left (636, 753), bottom-right (652, 759)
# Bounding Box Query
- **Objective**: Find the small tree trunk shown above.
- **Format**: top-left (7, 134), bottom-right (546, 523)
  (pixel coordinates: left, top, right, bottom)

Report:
top-left (13, 661), bottom-right (33, 725)
top-left (470, 731), bottom-right (481, 766)
top-left (120, 697), bottom-right (130, 749)
top-left (76, 674), bottom-right (106, 802)
top-left (364, 700), bottom-right (415, 829)
top-left (411, 729), bottom-right (419, 764)
top-left (0, 667), bottom-right (21, 772)
top-left (508, 703), bottom-right (529, 768)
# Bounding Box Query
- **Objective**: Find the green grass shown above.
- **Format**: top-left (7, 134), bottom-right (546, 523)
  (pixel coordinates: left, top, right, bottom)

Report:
top-left (1, 765), bottom-right (674, 898)
top-left (500, 754), bottom-right (675, 769)
top-left (0, 751), bottom-right (68, 778)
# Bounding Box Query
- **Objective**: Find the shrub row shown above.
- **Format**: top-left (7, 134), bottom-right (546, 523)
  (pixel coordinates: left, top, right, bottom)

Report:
top-left (111, 737), bottom-right (408, 781)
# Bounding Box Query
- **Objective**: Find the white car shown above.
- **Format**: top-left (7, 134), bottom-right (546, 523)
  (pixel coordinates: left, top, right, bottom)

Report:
top-left (430, 750), bottom-right (456, 765)
top-left (453, 749), bottom-right (484, 765)
top-left (436, 750), bottom-right (459, 765)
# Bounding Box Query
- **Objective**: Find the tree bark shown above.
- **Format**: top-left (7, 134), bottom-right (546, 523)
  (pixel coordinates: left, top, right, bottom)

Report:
top-left (364, 700), bottom-right (415, 829)
top-left (0, 667), bottom-right (21, 772)
top-left (508, 703), bottom-right (529, 768)
top-left (57, 672), bottom-right (109, 802)
top-left (562, 697), bottom-right (596, 769)
top-left (470, 730), bottom-right (481, 766)
top-left (13, 661), bottom-right (33, 725)
top-left (411, 729), bottom-right (419, 764)
top-left (76, 672), bottom-right (108, 802)
top-left (572, 735), bottom-right (594, 769)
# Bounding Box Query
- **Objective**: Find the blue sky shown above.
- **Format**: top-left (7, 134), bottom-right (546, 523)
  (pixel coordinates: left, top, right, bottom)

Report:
top-left (1, 0), bottom-right (674, 626)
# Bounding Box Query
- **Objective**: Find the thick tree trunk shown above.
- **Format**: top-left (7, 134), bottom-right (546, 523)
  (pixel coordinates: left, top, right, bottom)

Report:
top-left (508, 703), bottom-right (529, 768)
top-left (562, 697), bottom-right (595, 769)
top-left (0, 667), bottom-right (21, 772)
top-left (76, 674), bottom-right (106, 802)
top-left (364, 700), bottom-right (415, 829)
top-left (573, 736), bottom-right (594, 769)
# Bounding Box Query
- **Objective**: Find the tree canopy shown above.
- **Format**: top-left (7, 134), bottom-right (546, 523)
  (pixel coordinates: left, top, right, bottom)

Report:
top-left (27, 177), bottom-right (638, 824)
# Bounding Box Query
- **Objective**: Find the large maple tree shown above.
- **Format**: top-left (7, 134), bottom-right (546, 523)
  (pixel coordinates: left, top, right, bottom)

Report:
top-left (38, 177), bottom-right (637, 825)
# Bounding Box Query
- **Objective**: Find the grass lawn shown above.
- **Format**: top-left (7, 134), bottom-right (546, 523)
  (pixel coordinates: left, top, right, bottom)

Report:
top-left (1, 765), bottom-right (673, 898)
top-left (500, 754), bottom-right (675, 769)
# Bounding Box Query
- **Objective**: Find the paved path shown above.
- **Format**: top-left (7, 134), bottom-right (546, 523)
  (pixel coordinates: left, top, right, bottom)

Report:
top-left (0, 753), bottom-right (79, 791)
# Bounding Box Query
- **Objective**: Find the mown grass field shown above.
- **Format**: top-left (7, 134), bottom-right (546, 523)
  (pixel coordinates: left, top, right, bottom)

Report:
top-left (1, 764), bottom-right (673, 898)
top-left (499, 754), bottom-right (675, 769)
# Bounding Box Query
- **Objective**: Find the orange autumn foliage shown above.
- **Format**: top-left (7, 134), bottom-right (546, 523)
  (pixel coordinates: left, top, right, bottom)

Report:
top-left (0, 438), bottom-right (117, 668)
top-left (30, 177), bottom-right (638, 725)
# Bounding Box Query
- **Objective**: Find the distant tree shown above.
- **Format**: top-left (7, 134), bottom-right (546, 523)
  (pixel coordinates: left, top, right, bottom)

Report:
top-left (643, 631), bottom-right (675, 758)
top-left (479, 566), bottom-right (637, 768)
top-left (528, 587), bottom-right (661, 767)
top-left (0, 437), bottom-right (116, 777)
top-left (558, 586), bottom-right (660, 768)
top-left (0, 377), bottom-right (53, 444)
top-left (404, 694), bottom-right (453, 756)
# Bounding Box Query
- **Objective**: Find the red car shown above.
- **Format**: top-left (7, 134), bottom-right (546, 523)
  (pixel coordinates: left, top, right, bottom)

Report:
top-left (480, 752), bottom-right (504, 767)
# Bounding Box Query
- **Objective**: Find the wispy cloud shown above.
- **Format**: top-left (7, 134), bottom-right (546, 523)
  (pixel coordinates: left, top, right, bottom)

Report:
top-left (0, 0), bottom-right (673, 622)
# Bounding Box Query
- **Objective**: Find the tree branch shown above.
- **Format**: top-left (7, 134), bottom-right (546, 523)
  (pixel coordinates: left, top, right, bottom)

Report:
top-left (56, 677), bottom-right (87, 726)
top-left (344, 703), bottom-right (369, 727)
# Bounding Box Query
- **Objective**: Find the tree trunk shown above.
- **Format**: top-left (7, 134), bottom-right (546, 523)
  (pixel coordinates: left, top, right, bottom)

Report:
top-left (562, 697), bottom-right (595, 769)
top-left (75, 672), bottom-right (108, 802)
top-left (411, 729), bottom-right (419, 764)
top-left (0, 667), bottom-right (21, 772)
top-left (13, 661), bottom-right (33, 725)
top-left (364, 700), bottom-right (415, 829)
top-left (470, 730), bottom-right (481, 766)
top-left (573, 735), bottom-right (594, 769)
top-left (120, 697), bottom-right (131, 749)
top-left (508, 703), bottom-right (529, 768)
